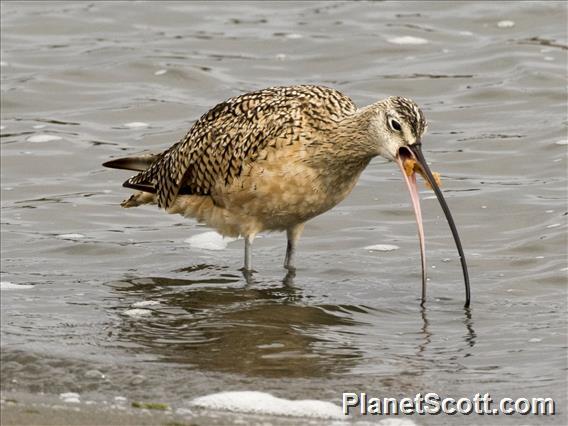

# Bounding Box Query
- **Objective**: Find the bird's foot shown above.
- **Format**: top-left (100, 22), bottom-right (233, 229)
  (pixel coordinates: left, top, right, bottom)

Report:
top-left (240, 268), bottom-right (256, 285)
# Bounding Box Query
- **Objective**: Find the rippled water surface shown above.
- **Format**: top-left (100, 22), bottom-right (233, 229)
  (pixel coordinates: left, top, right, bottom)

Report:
top-left (1, 1), bottom-right (567, 424)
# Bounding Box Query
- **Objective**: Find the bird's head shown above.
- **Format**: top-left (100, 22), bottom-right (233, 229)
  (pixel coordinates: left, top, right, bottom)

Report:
top-left (368, 96), bottom-right (470, 306)
top-left (370, 96), bottom-right (428, 161)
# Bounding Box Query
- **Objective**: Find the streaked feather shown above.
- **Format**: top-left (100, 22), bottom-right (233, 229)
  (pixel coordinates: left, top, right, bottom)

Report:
top-left (122, 85), bottom-right (357, 208)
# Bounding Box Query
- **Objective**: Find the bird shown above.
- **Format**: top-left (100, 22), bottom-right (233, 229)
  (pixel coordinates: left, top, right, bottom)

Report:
top-left (103, 85), bottom-right (470, 306)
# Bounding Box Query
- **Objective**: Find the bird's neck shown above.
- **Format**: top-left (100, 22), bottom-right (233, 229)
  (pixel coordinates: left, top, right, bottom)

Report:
top-left (307, 105), bottom-right (379, 170)
top-left (302, 107), bottom-right (379, 191)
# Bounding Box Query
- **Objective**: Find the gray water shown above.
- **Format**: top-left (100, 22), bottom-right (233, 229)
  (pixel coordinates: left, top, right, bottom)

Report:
top-left (1, 1), bottom-right (567, 425)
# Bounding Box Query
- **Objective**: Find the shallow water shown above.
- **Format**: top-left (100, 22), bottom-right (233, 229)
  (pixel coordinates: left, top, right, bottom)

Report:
top-left (1, 1), bottom-right (567, 424)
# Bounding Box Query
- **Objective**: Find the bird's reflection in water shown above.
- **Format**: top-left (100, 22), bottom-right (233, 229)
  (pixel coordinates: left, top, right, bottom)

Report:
top-left (389, 299), bottom-right (477, 394)
top-left (416, 305), bottom-right (432, 358)
top-left (414, 303), bottom-right (477, 367)
top-left (242, 268), bottom-right (297, 295)
top-left (463, 306), bottom-right (476, 351)
top-left (111, 265), bottom-right (364, 378)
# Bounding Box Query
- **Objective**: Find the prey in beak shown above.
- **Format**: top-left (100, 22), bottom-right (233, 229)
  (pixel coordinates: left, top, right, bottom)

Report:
top-left (395, 143), bottom-right (471, 307)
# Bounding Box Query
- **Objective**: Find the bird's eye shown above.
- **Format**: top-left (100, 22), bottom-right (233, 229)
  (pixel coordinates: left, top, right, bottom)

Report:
top-left (389, 119), bottom-right (402, 132)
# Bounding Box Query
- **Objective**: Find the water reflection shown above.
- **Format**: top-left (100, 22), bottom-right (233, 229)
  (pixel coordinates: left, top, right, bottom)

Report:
top-left (463, 306), bottom-right (477, 352)
top-left (416, 305), bottom-right (432, 358)
top-left (400, 303), bottom-right (477, 384)
top-left (110, 266), bottom-right (364, 378)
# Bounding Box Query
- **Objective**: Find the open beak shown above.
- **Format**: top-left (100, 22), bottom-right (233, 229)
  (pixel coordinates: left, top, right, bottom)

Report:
top-left (395, 143), bottom-right (471, 307)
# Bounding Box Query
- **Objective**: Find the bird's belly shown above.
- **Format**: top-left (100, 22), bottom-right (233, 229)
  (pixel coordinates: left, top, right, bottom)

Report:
top-left (219, 158), bottom-right (362, 232)
top-left (168, 147), bottom-right (368, 237)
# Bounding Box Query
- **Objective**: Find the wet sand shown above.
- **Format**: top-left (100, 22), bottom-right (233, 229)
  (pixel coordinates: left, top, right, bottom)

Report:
top-left (0, 391), bottom-right (335, 426)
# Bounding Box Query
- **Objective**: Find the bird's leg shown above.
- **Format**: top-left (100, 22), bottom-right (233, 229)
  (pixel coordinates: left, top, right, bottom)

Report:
top-left (284, 239), bottom-right (295, 270)
top-left (244, 234), bottom-right (255, 271)
top-left (284, 223), bottom-right (305, 270)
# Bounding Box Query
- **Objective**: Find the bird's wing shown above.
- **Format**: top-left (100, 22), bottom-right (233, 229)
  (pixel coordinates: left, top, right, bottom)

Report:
top-left (125, 85), bottom-right (357, 209)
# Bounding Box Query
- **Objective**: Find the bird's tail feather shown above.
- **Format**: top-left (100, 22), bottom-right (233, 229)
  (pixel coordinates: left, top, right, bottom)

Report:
top-left (121, 191), bottom-right (156, 208)
top-left (104, 155), bottom-right (159, 207)
top-left (102, 155), bottom-right (157, 172)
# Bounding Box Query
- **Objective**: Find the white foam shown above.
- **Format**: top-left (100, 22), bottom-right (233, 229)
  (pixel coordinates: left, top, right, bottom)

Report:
top-left (497, 20), bottom-right (515, 28)
top-left (364, 244), bottom-right (400, 252)
top-left (27, 134), bottom-right (62, 143)
top-left (60, 392), bottom-right (81, 403)
top-left (285, 33), bottom-right (303, 39)
top-left (546, 224), bottom-right (561, 229)
top-left (528, 338), bottom-right (542, 343)
top-left (124, 308), bottom-right (152, 317)
top-left (84, 369), bottom-right (106, 379)
top-left (0, 125), bottom-right (5, 130)
top-left (387, 36), bottom-right (428, 45)
top-left (33, 124), bottom-right (46, 129)
top-left (191, 391), bottom-right (343, 419)
top-left (555, 140), bottom-right (568, 145)
top-left (154, 69), bottom-right (167, 76)
top-left (1, 281), bottom-right (34, 290)
top-left (185, 232), bottom-right (237, 250)
top-left (0, 61), bottom-right (7, 67)
top-left (124, 122), bottom-right (149, 129)
top-left (131, 300), bottom-right (160, 308)
top-left (57, 233), bottom-right (86, 239)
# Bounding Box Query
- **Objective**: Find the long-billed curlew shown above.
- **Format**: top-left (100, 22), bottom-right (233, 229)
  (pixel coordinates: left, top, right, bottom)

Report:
top-left (104, 85), bottom-right (470, 306)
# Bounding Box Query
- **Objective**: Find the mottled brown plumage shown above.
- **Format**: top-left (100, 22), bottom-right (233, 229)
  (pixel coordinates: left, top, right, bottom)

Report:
top-left (124, 85), bottom-right (359, 209)
top-left (103, 84), bottom-right (435, 273)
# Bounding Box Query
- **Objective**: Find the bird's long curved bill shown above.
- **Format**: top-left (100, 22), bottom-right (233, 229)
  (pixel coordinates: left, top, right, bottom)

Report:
top-left (396, 144), bottom-right (471, 307)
